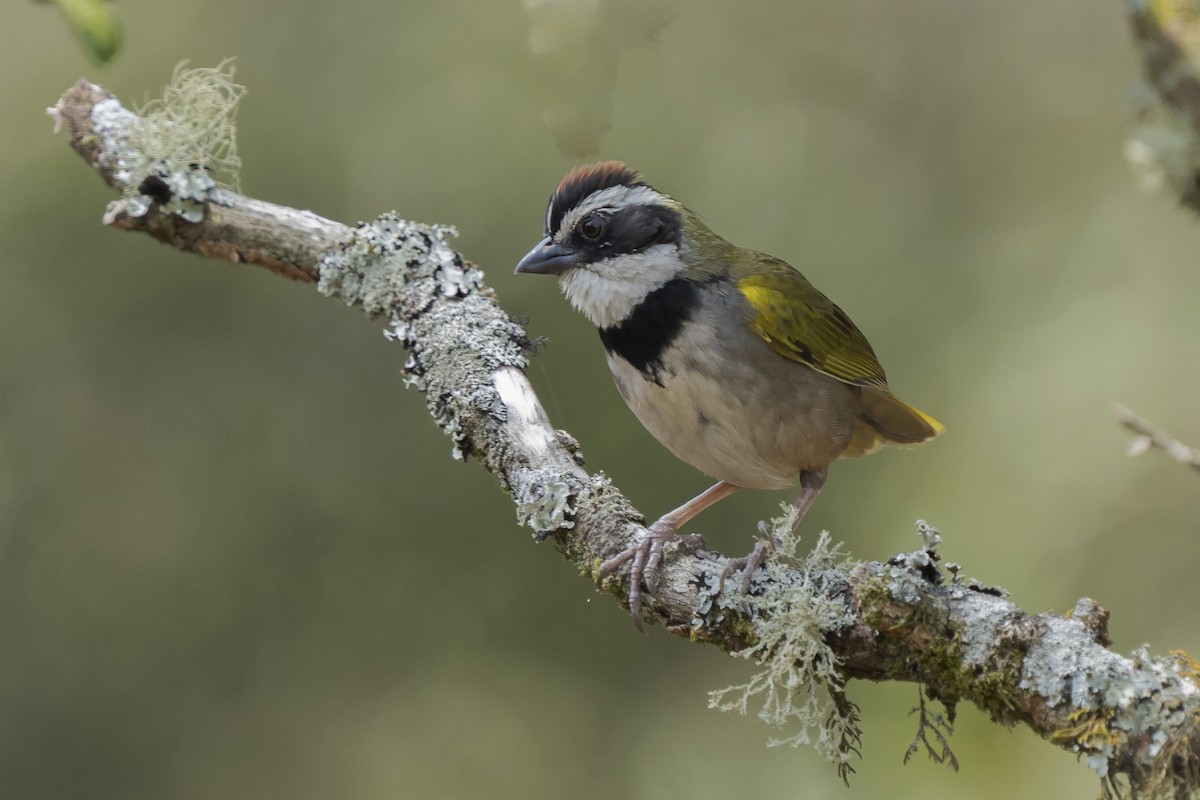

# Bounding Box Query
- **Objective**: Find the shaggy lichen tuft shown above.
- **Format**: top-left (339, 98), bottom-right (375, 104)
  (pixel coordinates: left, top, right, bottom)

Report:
top-left (708, 506), bottom-right (860, 775)
top-left (93, 60), bottom-right (245, 221)
top-left (132, 60), bottom-right (244, 189)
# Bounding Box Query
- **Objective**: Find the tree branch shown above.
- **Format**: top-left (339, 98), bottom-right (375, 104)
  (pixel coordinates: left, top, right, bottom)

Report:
top-left (50, 78), bottom-right (1200, 796)
top-left (1116, 404), bottom-right (1200, 475)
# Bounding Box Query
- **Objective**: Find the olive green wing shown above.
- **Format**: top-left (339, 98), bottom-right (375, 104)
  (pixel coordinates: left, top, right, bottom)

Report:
top-left (737, 253), bottom-right (945, 454)
top-left (736, 254), bottom-right (889, 389)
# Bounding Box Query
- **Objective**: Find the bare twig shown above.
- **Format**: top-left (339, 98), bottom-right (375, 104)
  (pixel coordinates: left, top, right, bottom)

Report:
top-left (1116, 404), bottom-right (1200, 474)
top-left (50, 78), bottom-right (1200, 796)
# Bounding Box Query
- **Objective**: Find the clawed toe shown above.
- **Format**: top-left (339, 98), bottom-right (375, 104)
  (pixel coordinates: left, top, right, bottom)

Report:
top-left (596, 523), bottom-right (698, 632)
top-left (718, 538), bottom-right (770, 596)
top-left (720, 519), bottom-right (784, 596)
top-left (596, 483), bottom-right (739, 630)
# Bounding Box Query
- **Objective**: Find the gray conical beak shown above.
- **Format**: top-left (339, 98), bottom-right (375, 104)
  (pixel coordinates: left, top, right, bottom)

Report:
top-left (514, 237), bottom-right (577, 276)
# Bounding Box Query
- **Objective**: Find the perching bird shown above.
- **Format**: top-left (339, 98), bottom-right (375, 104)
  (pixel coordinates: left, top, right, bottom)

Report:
top-left (516, 161), bottom-right (942, 623)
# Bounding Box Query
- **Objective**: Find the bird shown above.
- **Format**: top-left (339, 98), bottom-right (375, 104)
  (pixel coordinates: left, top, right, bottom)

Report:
top-left (515, 161), bottom-right (942, 625)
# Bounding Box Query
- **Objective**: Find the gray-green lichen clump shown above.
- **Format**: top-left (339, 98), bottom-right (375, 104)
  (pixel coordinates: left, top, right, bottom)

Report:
top-left (515, 469), bottom-right (576, 536)
top-left (91, 60), bottom-right (245, 222)
top-left (854, 522), bottom-right (1200, 795)
top-left (318, 213), bottom-right (529, 465)
top-left (318, 214), bottom-right (475, 317)
top-left (706, 506), bottom-right (861, 775)
top-left (1051, 648), bottom-right (1200, 794)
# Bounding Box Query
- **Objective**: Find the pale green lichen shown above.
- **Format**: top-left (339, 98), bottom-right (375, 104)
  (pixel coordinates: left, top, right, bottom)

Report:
top-left (442, 413), bottom-right (466, 461)
top-left (90, 96), bottom-right (139, 181)
top-left (401, 352), bottom-right (426, 391)
top-left (692, 571), bottom-right (740, 627)
top-left (132, 59), bottom-right (244, 190)
top-left (318, 213), bottom-right (522, 466)
top-left (708, 506), bottom-right (860, 774)
top-left (93, 60), bottom-right (245, 221)
top-left (514, 469), bottom-right (576, 537)
top-left (317, 214), bottom-right (470, 316)
top-left (883, 525), bottom-right (942, 603)
top-left (1049, 646), bottom-right (1200, 790)
top-left (320, 213), bottom-right (480, 460)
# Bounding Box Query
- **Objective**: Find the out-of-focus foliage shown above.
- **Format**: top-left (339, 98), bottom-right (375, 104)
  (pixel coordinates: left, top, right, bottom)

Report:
top-left (36, 0), bottom-right (121, 63)
top-left (1124, 0), bottom-right (1200, 208)
top-left (2, 1), bottom-right (1197, 799)
top-left (523, 0), bottom-right (673, 156)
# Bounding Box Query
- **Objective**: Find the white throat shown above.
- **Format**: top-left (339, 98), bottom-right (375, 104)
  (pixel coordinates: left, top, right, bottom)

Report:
top-left (559, 244), bottom-right (682, 329)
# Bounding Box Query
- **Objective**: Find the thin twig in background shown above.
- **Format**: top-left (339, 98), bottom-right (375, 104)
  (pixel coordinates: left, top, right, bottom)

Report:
top-left (1116, 404), bottom-right (1200, 474)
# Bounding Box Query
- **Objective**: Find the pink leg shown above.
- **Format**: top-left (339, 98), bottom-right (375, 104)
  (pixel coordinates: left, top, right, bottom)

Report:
top-left (648, 481), bottom-right (741, 535)
top-left (719, 469), bottom-right (827, 595)
top-left (597, 481), bottom-right (741, 631)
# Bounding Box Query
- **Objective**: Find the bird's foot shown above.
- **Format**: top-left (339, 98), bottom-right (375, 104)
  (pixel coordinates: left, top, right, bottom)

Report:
top-left (717, 520), bottom-right (780, 596)
top-left (596, 523), bottom-right (707, 632)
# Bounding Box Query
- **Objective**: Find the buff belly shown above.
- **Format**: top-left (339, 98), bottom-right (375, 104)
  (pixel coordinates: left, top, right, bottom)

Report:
top-left (604, 318), bottom-right (861, 490)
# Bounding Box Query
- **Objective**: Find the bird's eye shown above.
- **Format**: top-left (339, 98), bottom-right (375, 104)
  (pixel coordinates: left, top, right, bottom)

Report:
top-left (579, 214), bottom-right (604, 240)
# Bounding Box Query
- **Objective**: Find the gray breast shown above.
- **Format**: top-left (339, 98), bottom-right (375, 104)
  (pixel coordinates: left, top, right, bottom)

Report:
top-left (605, 287), bottom-right (861, 489)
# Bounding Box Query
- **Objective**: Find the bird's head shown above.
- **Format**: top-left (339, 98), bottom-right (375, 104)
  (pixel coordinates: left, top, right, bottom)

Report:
top-left (515, 161), bottom-right (730, 328)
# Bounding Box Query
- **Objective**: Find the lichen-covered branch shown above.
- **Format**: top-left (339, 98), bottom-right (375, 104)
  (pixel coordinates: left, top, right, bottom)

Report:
top-left (50, 77), bottom-right (1200, 797)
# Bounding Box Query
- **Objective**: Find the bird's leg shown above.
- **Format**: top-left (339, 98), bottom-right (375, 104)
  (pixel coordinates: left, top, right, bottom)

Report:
top-left (597, 481), bottom-right (740, 630)
top-left (719, 469), bottom-right (828, 595)
top-left (788, 467), bottom-right (828, 531)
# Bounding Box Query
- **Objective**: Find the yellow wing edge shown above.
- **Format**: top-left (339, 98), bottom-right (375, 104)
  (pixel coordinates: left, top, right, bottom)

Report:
top-left (842, 387), bottom-right (944, 459)
top-left (738, 280), bottom-right (887, 388)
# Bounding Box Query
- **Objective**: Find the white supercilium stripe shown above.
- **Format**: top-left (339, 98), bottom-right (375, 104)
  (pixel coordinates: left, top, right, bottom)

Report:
top-left (554, 185), bottom-right (667, 243)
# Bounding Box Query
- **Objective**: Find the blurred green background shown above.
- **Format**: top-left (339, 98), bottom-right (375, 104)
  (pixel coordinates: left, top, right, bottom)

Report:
top-left (3, 1), bottom-right (1198, 798)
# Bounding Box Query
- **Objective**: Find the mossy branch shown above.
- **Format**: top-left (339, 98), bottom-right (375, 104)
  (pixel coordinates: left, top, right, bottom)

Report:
top-left (50, 77), bottom-right (1200, 797)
